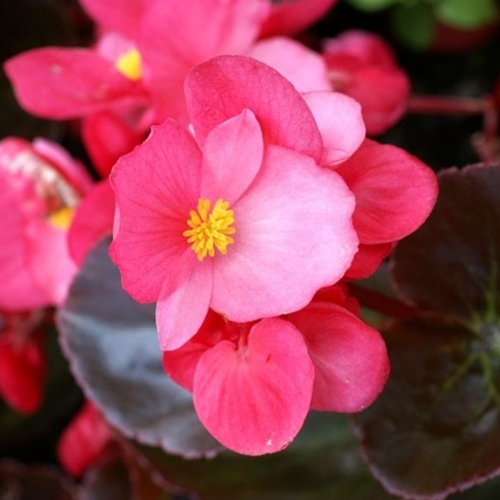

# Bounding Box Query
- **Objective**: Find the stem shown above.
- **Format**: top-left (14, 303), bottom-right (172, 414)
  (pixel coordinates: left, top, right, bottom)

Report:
top-left (348, 283), bottom-right (419, 319)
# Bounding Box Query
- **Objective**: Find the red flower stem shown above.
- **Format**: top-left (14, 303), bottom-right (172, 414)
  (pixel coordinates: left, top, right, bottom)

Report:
top-left (347, 283), bottom-right (419, 319)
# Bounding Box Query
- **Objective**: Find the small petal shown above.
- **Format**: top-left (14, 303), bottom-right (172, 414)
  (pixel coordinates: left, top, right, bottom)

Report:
top-left (345, 242), bottom-right (393, 280)
top-left (211, 145), bottom-right (358, 322)
top-left (185, 55), bottom-right (323, 161)
top-left (201, 109), bottom-right (264, 204)
top-left (302, 91), bottom-right (365, 167)
top-left (193, 318), bottom-right (314, 455)
top-left (335, 139), bottom-right (439, 244)
top-left (288, 302), bottom-right (390, 412)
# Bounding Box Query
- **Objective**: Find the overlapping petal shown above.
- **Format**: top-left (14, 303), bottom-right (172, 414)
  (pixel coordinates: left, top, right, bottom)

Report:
top-left (193, 318), bottom-right (314, 455)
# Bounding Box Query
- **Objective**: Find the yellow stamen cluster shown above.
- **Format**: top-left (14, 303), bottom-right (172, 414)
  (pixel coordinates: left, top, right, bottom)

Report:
top-left (115, 49), bottom-right (142, 81)
top-left (48, 207), bottom-right (74, 230)
top-left (183, 198), bottom-right (236, 261)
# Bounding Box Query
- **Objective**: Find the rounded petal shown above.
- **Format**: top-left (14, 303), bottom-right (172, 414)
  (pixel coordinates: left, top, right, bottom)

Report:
top-left (345, 242), bottom-right (393, 280)
top-left (156, 257), bottom-right (213, 351)
top-left (246, 37), bottom-right (331, 93)
top-left (69, 181), bottom-right (115, 267)
top-left (193, 318), bottom-right (314, 455)
top-left (288, 302), bottom-right (390, 412)
top-left (4, 48), bottom-right (146, 119)
top-left (211, 145), bottom-right (358, 322)
top-left (302, 91), bottom-right (365, 167)
top-left (201, 109), bottom-right (264, 204)
top-left (335, 139), bottom-right (439, 244)
top-left (260, 0), bottom-right (339, 37)
top-left (109, 119), bottom-right (202, 303)
top-left (185, 55), bottom-right (323, 162)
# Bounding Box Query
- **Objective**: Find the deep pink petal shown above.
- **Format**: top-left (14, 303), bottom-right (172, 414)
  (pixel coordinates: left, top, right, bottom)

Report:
top-left (4, 48), bottom-right (146, 119)
top-left (185, 55), bottom-right (323, 161)
top-left (246, 37), bottom-right (330, 92)
top-left (211, 145), bottom-right (358, 322)
top-left (25, 220), bottom-right (77, 306)
top-left (288, 302), bottom-right (390, 412)
top-left (193, 318), bottom-right (314, 455)
top-left (201, 109), bottom-right (264, 204)
top-left (79, 0), bottom-right (144, 38)
top-left (109, 119), bottom-right (202, 303)
top-left (69, 181), bottom-right (115, 267)
top-left (345, 242), bottom-right (393, 280)
top-left (139, 0), bottom-right (269, 122)
top-left (335, 139), bottom-right (438, 244)
top-left (0, 173), bottom-right (49, 310)
top-left (260, 0), bottom-right (339, 37)
top-left (156, 257), bottom-right (213, 351)
top-left (302, 91), bottom-right (365, 167)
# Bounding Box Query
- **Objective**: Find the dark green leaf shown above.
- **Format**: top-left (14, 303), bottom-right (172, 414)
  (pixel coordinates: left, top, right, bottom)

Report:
top-left (57, 239), bottom-right (221, 459)
top-left (391, 3), bottom-right (435, 50)
top-left (435, 0), bottom-right (499, 30)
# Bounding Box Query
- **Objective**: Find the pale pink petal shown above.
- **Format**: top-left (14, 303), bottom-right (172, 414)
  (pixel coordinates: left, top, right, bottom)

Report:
top-left (156, 257), bottom-right (213, 351)
top-left (288, 302), bottom-right (390, 412)
top-left (246, 37), bottom-right (330, 93)
top-left (69, 181), bottom-right (115, 266)
top-left (185, 55), bottom-right (323, 161)
top-left (0, 174), bottom-right (49, 310)
top-left (201, 109), bottom-right (264, 204)
top-left (109, 119), bottom-right (202, 303)
top-left (211, 145), bottom-right (358, 322)
top-left (302, 91), bottom-right (365, 167)
top-left (260, 0), bottom-right (339, 37)
top-left (193, 318), bottom-right (314, 455)
top-left (25, 220), bottom-right (77, 306)
top-left (139, 0), bottom-right (269, 123)
top-left (335, 139), bottom-right (438, 244)
top-left (345, 242), bottom-right (393, 280)
top-left (79, 0), bottom-right (145, 38)
top-left (4, 48), bottom-right (146, 119)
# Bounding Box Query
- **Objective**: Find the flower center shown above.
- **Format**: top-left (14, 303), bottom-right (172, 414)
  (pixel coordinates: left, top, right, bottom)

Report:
top-left (115, 49), bottom-right (142, 81)
top-left (183, 198), bottom-right (236, 262)
top-left (48, 207), bottom-right (74, 230)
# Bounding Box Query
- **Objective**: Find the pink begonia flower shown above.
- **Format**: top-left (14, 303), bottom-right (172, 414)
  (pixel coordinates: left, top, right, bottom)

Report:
top-left (0, 312), bottom-right (47, 415)
top-left (57, 401), bottom-right (114, 477)
top-left (0, 138), bottom-right (93, 310)
top-left (110, 55), bottom-right (359, 351)
top-left (5, 0), bottom-right (330, 173)
top-left (322, 30), bottom-right (411, 135)
top-left (163, 285), bottom-right (389, 454)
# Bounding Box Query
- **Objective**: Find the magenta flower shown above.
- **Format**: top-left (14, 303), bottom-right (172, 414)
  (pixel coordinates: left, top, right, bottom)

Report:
top-left (0, 137), bottom-right (92, 310)
top-left (322, 30), bottom-right (411, 135)
top-left (162, 285), bottom-right (389, 455)
top-left (110, 55), bottom-right (359, 351)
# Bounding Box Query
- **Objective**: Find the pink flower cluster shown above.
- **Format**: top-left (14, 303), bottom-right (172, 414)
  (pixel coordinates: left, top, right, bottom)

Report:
top-left (2, 0), bottom-right (437, 456)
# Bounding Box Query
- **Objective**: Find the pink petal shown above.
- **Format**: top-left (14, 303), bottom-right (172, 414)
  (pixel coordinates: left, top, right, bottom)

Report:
top-left (201, 109), bottom-right (264, 204)
top-left (246, 37), bottom-right (330, 93)
top-left (185, 55), bottom-right (323, 162)
top-left (4, 48), bottom-right (146, 119)
top-left (79, 0), bottom-right (145, 38)
top-left (109, 119), bottom-right (202, 303)
top-left (302, 91), bottom-right (365, 167)
top-left (25, 219), bottom-right (78, 306)
top-left (211, 144), bottom-right (358, 322)
top-left (0, 173), bottom-right (49, 310)
top-left (139, 0), bottom-right (269, 122)
top-left (260, 0), bottom-right (339, 37)
top-left (193, 318), bottom-right (314, 455)
top-left (156, 257), bottom-right (213, 351)
top-left (288, 302), bottom-right (390, 412)
top-left (68, 181), bottom-right (115, 267)
top-left (335, 139), bottom-right (438, 244)
top-left (345, 242), bottom-right (393, 280)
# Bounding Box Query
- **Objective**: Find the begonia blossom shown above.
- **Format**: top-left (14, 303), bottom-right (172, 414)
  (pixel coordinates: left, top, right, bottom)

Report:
top-left (4, 0), bottom-right (331, 173)
top-left (110, 55), bottom-right (359, 351)
top-left (322, 30), bottom-right (410, 135)
top-left (163, 286), bottom-right (389, 455)
top-left (0, 137), bottom-right (92, 310)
